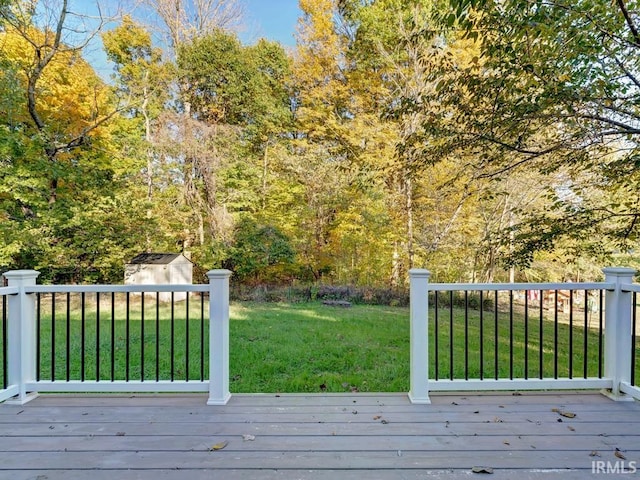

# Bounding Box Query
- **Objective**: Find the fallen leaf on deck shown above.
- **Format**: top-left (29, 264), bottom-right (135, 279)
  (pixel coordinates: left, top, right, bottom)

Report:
top-left (615, 449), bottom-right (627, 460)
top-left (209, 441), bottom-right (228, 451)
top-left (242, 435), bottom-right (255, 442)
top-left (589, 451), bottom-right (600, 457)
top-left (471, 466), bottom-right (494, 474)
top-left (552, 408), bottom-right (576, 418)
top-left (373, 415), bottom-right (381, 420)
top-left (116, 432), bottom-right (126, 436)
top-left (381, 419), bottom-right (389, 424)
top-left (493, 417), bottom-right (503, 423)
top-left (568, 426), bottom-right (575, 431)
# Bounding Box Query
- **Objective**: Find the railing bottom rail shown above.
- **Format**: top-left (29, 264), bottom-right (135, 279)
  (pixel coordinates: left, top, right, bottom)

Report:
top-left (26, 380), bottom-right (209, 394)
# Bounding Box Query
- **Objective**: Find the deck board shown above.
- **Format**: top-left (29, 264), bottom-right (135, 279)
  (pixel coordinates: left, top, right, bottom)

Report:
top-left (1, 392), bottom-right (639, 479)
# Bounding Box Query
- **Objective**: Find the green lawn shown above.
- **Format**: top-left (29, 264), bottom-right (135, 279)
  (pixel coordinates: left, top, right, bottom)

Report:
top-left (2, 296), bottom-right (638, 393)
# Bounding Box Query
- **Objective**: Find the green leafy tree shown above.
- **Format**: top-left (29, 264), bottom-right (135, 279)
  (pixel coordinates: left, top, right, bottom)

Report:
top-left (423, 0), bottom-right (640, 264)
top-left (226, 218), bottom-right (295, 284)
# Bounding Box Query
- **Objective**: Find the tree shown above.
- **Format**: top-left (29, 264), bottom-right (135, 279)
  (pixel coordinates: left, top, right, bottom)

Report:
top-left (421, 0), bottom-right (640, 263)
top-left (140, 0), bottom-right (244, 53)
top-left (0, 0), bottom-right (118, 204)
top-left (0, 1), bottom-right (147, 282)
top-left (225, 218), bottom-right (295, 284)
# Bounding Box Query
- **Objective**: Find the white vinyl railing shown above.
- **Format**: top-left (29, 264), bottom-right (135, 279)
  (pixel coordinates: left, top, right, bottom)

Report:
top-left (1, 267), bottom-right (639, 405)
top-left (0, 269), bottom-right (231, 405)
top-left (408, 267), bottom-right (640, 404)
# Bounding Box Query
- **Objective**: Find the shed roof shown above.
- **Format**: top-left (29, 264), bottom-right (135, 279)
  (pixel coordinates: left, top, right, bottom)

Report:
top-left (128, 253), bottom-right (190, 265)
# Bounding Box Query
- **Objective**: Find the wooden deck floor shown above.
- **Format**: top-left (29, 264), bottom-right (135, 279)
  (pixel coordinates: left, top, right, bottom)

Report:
top-left (1, 391), bottom-right (639, 479)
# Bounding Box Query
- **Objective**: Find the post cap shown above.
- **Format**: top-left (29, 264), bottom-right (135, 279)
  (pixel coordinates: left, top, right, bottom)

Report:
top-left (409, 269), bottom-right (431, 278)
top-left (602, 267), bottom-right (636, 277)
top-left (206, 269), bottom-right (232, 280)
top-left (2, 270), bottom-right (40, 284)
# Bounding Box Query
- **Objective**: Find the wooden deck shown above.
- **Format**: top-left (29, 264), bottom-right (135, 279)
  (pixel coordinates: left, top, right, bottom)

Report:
top-left (1, 392), bottom-right (639, 479)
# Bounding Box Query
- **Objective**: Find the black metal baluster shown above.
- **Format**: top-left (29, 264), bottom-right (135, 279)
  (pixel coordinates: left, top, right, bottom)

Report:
top-left (494, 290), bottom-right (499, 380)
top-left (36, 294), bottom-right (41, 381)
top-left (155, 292), bottom-right (160, 382)
top-left (186, 293), bottom-right (190, 381)
top-left (434, 292), bottom-right (439, 381)
top-left (200, 292), bottom-right (205, 381)
top-left (51, 293), bottom-right (55, 381)
top-left (141, 294), bottom-right (145, 381)
top-left (66, 292), bottom-right (70, 382)
top-left (125, 292), bottom-right (130, 382)
top-left (509, 290), bottom-right (514, 380)
top-left (111, 292), bottom-right (115, 381)
top-left (524, 292), bottom-right (529, 380)
top-left (598, 290), bottom-right (604, 378)
top-left (569, 291), bottom-right (574, 379)
top-left (96, 292), bottom-right (100, 382)
top-left (583, 290), bottom-right (589, 379)
top-left (632, 292), bottom-right (637, 386)
top-left (480, 291), bottom-right (484, 380)
top-left (171, 292), bottom-right (175, 382)
top-left (81, 292), bottom-right (86, 382)
top-left (464, 291), bottom-right (469, 381)
top-left (2, 296), bottom-right (7, 389)
top-left (554, 290), bottom-right (559, 379)
top-left (539, 290), bottom-right (543, 379)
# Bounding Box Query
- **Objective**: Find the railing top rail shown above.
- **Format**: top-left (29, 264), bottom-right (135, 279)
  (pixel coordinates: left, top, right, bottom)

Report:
top-left (0, 286), bottom-right (19, 295)
top-left (428, 281), bottom-right (613, 292)
top-left (621, 284), bottom-right (640, 293)
top-left (26, 284), bottom-right (209, 294)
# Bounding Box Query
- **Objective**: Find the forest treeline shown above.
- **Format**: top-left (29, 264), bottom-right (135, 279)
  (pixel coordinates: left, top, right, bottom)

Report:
top-left (1, 0), bottom-right (640, 285)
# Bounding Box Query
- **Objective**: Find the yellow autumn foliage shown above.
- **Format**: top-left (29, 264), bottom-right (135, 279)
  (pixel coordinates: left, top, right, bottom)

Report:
top-left (0, 25), bottom-right (112, 139)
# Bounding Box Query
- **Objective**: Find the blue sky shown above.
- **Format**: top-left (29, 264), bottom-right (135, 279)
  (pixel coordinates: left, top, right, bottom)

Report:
top-left (241, 0), bottom-right (301, 47)
top-left (81, 0), bottom-right (301, 80)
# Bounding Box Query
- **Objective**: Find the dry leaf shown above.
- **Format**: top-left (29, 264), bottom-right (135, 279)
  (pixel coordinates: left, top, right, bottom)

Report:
top-left (551, 408), bottom-right (576, 418)
top-left (209, 441), bottom-right (228, 451)
top-left (471, 466), bottom-right (494, 474)
top-left (503, 441), bottom-right (510, 446)
top-left (615, 449), bottom-right (627, 460)
top-left (381, 419), bottom-right (389, 424)
top-left (116, 432), bottom-right (126, 436)
top-left (242, 435), bottom-right (255, 442)
top-left (589, 451), bottom-right (600, 457)
top-left (373, 415), bottom-right (381, 420)
top-left (568, 426), bottom-right (575, 432)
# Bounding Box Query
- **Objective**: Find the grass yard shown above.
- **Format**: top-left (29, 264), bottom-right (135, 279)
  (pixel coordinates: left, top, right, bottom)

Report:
top-left (2, 295), bottom-right (639, 393)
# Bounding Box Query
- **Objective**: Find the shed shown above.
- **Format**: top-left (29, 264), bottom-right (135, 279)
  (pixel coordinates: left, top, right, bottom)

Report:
top-left (124, 253), bottom-right (193, 302)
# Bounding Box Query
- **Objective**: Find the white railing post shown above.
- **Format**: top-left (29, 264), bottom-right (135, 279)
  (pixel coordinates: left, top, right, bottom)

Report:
top-left (409, 269), bottom-right (431, 404)
top-left (602, 267), bottom-right (636, 401)
top-left (207, 269), bottom-right (232, 405)
top-left (4, 270), bottom-right (40, 404)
